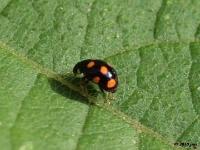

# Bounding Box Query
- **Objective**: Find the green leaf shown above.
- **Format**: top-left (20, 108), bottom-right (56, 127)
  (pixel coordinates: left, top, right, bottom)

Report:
top-left (0, 0), bottom-right (200, 149)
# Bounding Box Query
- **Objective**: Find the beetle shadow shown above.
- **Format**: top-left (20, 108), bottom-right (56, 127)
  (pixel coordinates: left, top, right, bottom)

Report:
top-left (48, 74), bottom-right (99, 104)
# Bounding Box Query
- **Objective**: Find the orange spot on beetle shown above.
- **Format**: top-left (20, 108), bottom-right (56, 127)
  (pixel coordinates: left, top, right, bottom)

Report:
top-left (107, 79), bottom-right (116, 88)
top-left (100, 66), bottom-right (108, 75)
top-left (93, 76), bottom-right (100, 83)
top-left (87, 61), bottom-right (95, 68)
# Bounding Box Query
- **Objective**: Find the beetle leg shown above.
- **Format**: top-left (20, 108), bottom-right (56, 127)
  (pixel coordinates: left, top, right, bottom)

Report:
top-left (78, 76), bottom-right (88, 96)
top-left (98, 85), bottom-right (105, 93)
top-left (104, 93), bottom-right (115, 105)
top-left (83, 76), bottom-right (89, 84)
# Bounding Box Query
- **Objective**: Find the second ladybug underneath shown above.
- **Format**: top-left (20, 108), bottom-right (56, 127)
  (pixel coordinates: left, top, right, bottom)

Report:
top-left (73, 59), bottom-right (118, 93)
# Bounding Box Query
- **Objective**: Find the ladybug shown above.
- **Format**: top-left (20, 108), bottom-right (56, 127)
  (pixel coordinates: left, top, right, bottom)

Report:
top-left (73, 59), bottom-right (118, 93)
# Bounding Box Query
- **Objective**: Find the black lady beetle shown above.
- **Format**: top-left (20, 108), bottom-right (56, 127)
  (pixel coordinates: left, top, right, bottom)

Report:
top-left (73, 59), bottom-right (118, 93)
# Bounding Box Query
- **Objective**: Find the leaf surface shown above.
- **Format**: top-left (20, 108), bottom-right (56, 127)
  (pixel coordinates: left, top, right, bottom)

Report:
top-left (0, 0), bottom-right (200, 149)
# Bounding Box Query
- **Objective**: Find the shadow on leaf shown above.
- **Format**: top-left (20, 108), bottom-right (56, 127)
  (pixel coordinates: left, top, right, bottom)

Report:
top-left (48, 74), bottom-right (99, 104)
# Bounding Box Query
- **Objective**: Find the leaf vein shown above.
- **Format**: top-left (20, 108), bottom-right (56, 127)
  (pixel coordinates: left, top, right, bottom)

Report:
top-left (74, 107), bottom-right (90, 150)
top-left (80, 0), bottom-right (97, 59)
top-left (153, 0), bottom-right (166, 40)
top-left (175, 116), bottom-right (199, 141)
top-left (188, 43), bottom-right (199, 115)
top-left (9, 73), bottom-right (39, 149)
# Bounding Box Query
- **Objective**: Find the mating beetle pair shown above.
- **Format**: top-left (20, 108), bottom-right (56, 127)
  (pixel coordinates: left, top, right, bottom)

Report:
top-left (73, 59), bottom-right (118, 93)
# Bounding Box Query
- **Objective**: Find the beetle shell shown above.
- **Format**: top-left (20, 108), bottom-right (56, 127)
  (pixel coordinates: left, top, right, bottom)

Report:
top-left (73, 59), bottom-right (118, 93)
